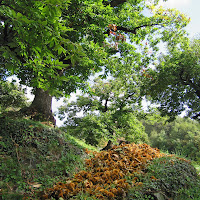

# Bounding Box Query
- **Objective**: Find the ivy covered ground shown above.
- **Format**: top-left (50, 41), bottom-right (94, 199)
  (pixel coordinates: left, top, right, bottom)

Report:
top-left (0, 115), bottom-right (200, 200)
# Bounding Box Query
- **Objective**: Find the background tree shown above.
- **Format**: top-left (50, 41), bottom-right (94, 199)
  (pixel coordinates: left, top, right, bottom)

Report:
top-left (0, 81), bottom-right (29, 113)
top-left (141, 37), bottom-right (200, 121)
top-left (58, 78), bottom-right (148, 145)
top-left (141, 112), bottom-right (200, 161)
top-left (0, 0), bottom-right (190, 124)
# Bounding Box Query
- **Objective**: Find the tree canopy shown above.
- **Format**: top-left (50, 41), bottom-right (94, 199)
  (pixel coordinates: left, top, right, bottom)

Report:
top-left (58, 78), bottom-right (148, 145)
top-left (141, 37), bottom-right (200, 121)
top-left (0, 0), bottom-right (190, 97)
top-left (141, 112), bottom-right (200, 161)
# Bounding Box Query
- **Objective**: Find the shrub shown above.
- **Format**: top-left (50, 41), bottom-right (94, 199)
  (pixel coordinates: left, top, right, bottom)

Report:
top-left (143, 116), bottom-right (200, 161)
top-left (0, 81), bottom-right (29, 112)
top-left (127, 156), bottom-right (200, 199)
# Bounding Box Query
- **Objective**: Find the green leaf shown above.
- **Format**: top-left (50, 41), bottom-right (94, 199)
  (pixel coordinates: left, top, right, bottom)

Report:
top-left (16, 12), bottom-right (23, 19)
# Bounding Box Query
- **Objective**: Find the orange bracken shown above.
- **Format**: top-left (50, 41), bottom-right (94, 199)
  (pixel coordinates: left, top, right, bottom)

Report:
top-left (41, 143), bottom-right (165, 199)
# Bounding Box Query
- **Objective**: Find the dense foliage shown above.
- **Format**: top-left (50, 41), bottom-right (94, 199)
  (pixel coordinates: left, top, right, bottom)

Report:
top-left (142, 113), bottom-right (200, 161)
top-left (58, 78), bottom-right (148, 146)
top-left (141, 38), bottom-right (200, 121)
top-left (0, 0), bottom-right (190, 97)
top-left (128, 156), bottom-right (200, 199)
top-left (0, 81), bottom-right (28, 112)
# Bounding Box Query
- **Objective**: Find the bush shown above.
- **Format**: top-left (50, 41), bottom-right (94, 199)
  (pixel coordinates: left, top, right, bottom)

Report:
top-left (147, 156), bottom-right (200, 198)
top-left (62, 112), bottom-right (149, 147)
top-left (0, 80), bottom-right (29, 112)
top-left (127, 156), bottom-right (200, 199)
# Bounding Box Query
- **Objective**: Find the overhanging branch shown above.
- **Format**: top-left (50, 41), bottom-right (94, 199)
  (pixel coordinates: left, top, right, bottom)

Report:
top-left (103, 0), bottom-right (128, 7)
top-left (117, 23), bottom-right (163, 34)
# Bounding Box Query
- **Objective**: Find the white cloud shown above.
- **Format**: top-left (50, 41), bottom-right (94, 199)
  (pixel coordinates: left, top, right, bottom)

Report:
top-left (160, 0), bottom-right (191, 8)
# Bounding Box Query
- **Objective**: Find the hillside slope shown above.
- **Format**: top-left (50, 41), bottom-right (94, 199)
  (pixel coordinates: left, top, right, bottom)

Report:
top-left (0, 115), bottom-right (92, 199)
top-left (0, 115), bottom-right (200, 200)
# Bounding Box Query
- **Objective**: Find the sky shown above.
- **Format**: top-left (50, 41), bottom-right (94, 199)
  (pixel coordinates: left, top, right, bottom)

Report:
top-left (160, 0), bottom-right (200, 38)
top-left (22, 0), bottom-right (200, 126)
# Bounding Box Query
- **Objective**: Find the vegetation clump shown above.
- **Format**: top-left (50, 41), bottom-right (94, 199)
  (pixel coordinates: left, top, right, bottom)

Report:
top-left (128, 156), bottom-right (200, 199)
top-left (42, 142), bottom-right (200, 200)
top-left (142, 115), bottom-right (200, 162)
top-left (42, 143), bottom-right (165, 199)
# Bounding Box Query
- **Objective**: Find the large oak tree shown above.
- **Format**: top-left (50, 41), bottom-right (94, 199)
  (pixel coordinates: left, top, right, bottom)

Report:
top-left (0, 0), bottom-right (189, 124)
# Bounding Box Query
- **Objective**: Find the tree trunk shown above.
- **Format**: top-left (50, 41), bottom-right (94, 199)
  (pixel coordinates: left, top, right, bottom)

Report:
top-left (31, 88), bottom-right (52, 115)
top-left (22, 88), bottom-right (56, 125)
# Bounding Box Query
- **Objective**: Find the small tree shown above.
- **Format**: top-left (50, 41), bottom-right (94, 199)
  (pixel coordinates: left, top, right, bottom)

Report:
top-left (59, 78), bottom-right (148, 145)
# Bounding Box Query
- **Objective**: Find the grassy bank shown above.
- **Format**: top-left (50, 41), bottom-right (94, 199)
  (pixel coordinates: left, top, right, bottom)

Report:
top-left (0, 115), bottom-right (200, 199)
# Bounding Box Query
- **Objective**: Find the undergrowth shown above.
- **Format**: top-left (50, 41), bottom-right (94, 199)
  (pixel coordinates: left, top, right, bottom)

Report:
top-left (1, 115), bottom-right (200, 200)
top-left (0, 115), bottom-right (89, 199)
top-left (41, 143), bottom-right (200, 200)
top-left (127, 156), bottom-right (200, 199)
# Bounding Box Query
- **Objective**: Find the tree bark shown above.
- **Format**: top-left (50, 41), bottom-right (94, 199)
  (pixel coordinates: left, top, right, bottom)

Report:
top-left (31, 88), bottom-right (52, 115)
top-left (22, 88), bottom-right (56, 125)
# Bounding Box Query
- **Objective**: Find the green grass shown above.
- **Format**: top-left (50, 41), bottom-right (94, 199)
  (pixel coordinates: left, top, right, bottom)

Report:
top-left (65, 133), bottom-right (99, 152)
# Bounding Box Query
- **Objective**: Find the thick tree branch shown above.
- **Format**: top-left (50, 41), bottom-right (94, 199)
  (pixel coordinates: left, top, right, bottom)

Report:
top-left (117, 23), bottom-right (162, 34)
top-left (106, 0), bottom-right (128, 7)
top-left (126, 92), bottom-right (136, 99)
top-left (103, 98), bottom-right (109, 112)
